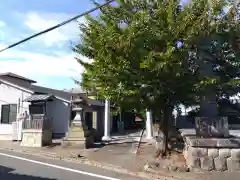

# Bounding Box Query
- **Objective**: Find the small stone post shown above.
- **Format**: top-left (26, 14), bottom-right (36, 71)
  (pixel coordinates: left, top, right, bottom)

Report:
top-left (102, 99), bottom-right (111, 141)
top-left (146, 110), bottom-right (153, 139)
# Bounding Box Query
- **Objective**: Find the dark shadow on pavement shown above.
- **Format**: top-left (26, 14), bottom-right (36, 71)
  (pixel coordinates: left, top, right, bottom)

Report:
top-left (47, 142), bottom-right (62, 148)
top-left (101, 141), bottom-right (148, 147)
top-left (90, 141), bottom-right (149, 151)
top-left (0, 165), bottom-right (56, 180)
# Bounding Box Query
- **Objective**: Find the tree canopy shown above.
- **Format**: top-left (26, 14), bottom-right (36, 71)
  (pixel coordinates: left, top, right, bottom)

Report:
top-left (74, 0), bottom-right (239, 111)
top-left (74, 0), bottom-right (240, 154)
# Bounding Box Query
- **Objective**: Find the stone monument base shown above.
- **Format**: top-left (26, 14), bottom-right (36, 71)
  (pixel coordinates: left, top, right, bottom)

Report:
top-left (195, 117), bottom-right (229, 138)
top-left (63, 123), bottom-right (94, 149)
top-left (184, 135), bottom-right (240, 171)
top-left (21, 129), bottom-right (52, 147)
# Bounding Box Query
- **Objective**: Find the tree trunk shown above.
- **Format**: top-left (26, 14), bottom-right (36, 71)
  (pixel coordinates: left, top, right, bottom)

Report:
top-left (161, 106), bottom-right (173, 157)
top-left (159, 111), bottom-right (164, 128)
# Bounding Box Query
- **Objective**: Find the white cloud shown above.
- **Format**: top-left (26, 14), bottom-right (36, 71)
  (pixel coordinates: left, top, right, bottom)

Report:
top-left (0, 20), bottom-right (5, 28)
top-left (0, 20), bottom-right (6, 39)
top-left (0, 12), bottom-right (89, 89)
top-left (0, 43), bottom-right (6, 50)
top-left (0, 46), bottom-right (88, 80)
top-left (24, 12), bottom-right (81, 46)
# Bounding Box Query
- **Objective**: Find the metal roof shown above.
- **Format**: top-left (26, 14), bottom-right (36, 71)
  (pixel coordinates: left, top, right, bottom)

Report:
top-left (0, 72), bottom-right (105, 106)
top-left (87, 98), bottom-right (105, 107)
top-left (29, 85), bottom-right (72, 102)
top-left (0, 72), bottom-right (37, 83)
top-left (0, 73), bottom-right (71, 102)
top-left (24, 94), bottom-right (55, 102)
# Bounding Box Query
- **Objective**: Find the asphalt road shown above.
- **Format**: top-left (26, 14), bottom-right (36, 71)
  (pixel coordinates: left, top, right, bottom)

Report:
top-left (0, 149), bottom-right (144, 180)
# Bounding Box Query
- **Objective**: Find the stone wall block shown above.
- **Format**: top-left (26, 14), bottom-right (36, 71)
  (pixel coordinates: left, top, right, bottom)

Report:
top-left (219, 149), bottom-right (231, 158)
top-left (189, 147), bottom-right (208, 157)
top-left (227, 157), bottom-right (240, 172)
top-left (231, 149), bottom-right (240, 160)
top-left (201, 157), bottom-right (215, 171)
top-left (21, 131), bottom-right (43, 147)
top-left (208, 148), bottom-right (219, 158)
top-left (214, 156), bottom-right (228, 171)
top-left (187, 156), bottom-right (201, 169)
top-left (184, 149), bottom-right (188, 159)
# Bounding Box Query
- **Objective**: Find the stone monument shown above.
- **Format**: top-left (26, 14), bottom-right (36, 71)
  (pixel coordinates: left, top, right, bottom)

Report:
top-left (64, 94), bottom-right (94, 149)
top-left (183, 52), bottom-right (240, 172)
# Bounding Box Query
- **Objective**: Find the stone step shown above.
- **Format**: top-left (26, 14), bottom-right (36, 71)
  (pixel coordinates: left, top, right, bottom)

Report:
top-left (68, 131), bottom-right (85, 137)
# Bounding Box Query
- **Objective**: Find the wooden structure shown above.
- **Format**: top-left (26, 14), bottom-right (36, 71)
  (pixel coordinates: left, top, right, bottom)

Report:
top-left (20, 94), bottom-right (53, 147)
top-left (23, 115), bottom-right (51, 130)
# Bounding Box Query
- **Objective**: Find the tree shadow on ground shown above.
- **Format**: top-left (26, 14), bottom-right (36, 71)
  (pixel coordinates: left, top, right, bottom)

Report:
top-left (0, 166), bottom-right (56, 180)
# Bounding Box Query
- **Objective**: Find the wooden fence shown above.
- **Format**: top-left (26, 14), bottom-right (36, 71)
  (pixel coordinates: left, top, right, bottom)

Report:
top-left (23, 118), bottom-right (51, 130)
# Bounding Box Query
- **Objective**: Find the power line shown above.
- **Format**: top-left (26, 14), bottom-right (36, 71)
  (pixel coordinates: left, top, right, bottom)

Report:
top-left (0, 0), bottom-right (115, 53)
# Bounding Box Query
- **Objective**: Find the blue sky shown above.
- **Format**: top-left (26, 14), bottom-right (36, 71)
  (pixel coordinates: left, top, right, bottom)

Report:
top-left (0, 0), bottom-right (229, 90)
top-left (0, 0), bottom-right (105, 90)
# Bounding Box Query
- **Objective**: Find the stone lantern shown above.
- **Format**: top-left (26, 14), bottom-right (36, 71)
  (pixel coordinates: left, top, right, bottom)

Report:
top-left (71, 95), bottom-right (86, 128)
top-left (66, 94), bottom-right (94, 149)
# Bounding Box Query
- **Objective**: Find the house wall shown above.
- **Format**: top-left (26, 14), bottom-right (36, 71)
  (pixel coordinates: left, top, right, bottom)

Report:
top-left (0, 82), bottom-right (32, 115)
top-left (46, 99), bottom-right (71, 138)
top-left (0, 124), bottom-right (13, 140)
top-left (0, 82), bottom-right (32, 140)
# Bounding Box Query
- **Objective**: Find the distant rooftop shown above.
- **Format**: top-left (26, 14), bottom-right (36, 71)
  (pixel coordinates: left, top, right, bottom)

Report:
top-left (64, 87), bottom-right (87, 94)
top-left (0, 72), bottom-right (104, 106)
top-left (0, 72), bottom-right (37, 83)
top-left (0, 72), bottom-right (71, 101)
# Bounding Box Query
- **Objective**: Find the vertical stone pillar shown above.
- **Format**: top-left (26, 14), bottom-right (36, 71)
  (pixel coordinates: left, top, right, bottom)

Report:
top-left (97, 110), bottom-right (104, 136)
top-left (199, 54), bottom-right (218, 118)
top-left (92, 111), bottom-right (97, 130)
top-left (102, 99), bottom-right (111, 141)
top-left (146, 110), bottom-right (153, 139)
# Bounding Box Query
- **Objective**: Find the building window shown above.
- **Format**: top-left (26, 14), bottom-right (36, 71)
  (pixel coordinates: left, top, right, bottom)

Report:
top-left (1, 104), bottom-right (17, 124)
top-left (29, 104), bottom-right (44, 115)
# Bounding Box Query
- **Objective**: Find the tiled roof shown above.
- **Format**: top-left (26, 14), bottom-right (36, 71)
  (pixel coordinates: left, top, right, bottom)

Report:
top-left (24, 94), bottom-right (54, 102)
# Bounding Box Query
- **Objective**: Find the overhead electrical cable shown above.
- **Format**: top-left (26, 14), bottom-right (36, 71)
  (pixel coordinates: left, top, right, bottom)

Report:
top-left (0, 0), bottom-right (115, 53)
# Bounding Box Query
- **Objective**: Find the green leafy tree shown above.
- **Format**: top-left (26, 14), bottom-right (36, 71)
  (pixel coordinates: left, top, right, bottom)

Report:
top-left (74, 0), bottom-right (240, 155)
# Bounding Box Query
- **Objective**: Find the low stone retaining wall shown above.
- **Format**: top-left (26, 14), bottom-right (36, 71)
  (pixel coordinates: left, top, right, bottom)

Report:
top-left (184, 136), bottom-right (240, 171)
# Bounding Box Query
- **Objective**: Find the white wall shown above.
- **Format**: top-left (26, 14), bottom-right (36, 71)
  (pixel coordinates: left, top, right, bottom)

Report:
top-left (0, 82), bottom-right (31, 138)
top-left (0, 124), bottom-right (13, 140)
top-left (0, 82), bottom-right (32, 122)
top-left (46, 99), bottom-right (70, 136)
top-left (0, 124), bottom-right (12, 134)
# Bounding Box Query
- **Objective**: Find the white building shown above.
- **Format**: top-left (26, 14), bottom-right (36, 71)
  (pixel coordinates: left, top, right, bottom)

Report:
top-left (0, 72), bottom-right (74, 140)
top-left (0, 72), bottom-right (156, 143)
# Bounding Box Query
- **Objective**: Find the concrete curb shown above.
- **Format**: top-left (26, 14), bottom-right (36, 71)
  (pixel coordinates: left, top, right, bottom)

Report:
top-left (0, 147), bottom-right (166, 180)
top-left (0, 147), bottom-right (198, 180)
top-left (144, 168), bottom-right (199, 180)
